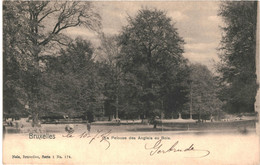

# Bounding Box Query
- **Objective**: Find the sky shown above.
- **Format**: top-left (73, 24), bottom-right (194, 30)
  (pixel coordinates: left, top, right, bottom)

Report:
top-left (64, 1), bottom-right (224, 72)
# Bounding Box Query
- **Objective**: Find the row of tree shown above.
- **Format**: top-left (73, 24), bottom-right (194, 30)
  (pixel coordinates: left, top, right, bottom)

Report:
top-left (3, 1), bottom-right (257, 124)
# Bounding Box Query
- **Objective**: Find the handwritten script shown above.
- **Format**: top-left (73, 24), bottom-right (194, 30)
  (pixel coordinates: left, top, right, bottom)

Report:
top-left (145, 139), bottom-right (210, 158)
top-left (63, 131), bottom-right (210, 158)
top-left (62, 130), bottom-right (111, 150)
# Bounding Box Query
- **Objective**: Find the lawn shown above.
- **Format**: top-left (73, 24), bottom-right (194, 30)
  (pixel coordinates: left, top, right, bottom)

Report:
top-left (5, 119), bottom-right (256, 135)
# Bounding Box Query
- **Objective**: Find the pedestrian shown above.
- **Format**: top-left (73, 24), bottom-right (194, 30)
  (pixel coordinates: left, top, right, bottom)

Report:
top-left (65, 124), bottom-right (74, 134)
top-left (153, 120), bottom-right (157, 129)
top-left (3, 125), bottom-right (6, 139)
top-left (210, 116), bottom-right (213, 122)
top-left (87, 121), bottom-right (91, 133)
top-left (153, 117), bottom-right (157, 129)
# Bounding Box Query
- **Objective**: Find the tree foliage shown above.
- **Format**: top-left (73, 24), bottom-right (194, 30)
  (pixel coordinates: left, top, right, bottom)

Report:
top-left (3, 2), bottom-right (33, 117)
top-left (41, 38), bottom-right (103, 119)
top-left (217, 1), bottom-right (258, 113)
top-left (186, 64), bottom-right (223, 121)
top-left (4, 3), bottom-right (228, 122)
top-left (3, 1), bottom-right (101, 121)
top-left (96, 34), bottom-right (123, 119)
top-left (117, 9), bottom-right (189, 118)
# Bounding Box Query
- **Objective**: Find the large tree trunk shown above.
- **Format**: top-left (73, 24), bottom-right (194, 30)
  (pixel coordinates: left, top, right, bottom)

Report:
top-left (31, 59), bottom-right (41, 127)
top-left (30, 9), bottom-right (41, 127)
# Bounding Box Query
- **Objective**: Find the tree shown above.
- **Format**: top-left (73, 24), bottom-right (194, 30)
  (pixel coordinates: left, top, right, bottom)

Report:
top-left (186, 64), bottom-right (223, 122)
top-left (41, 38), bottom-right (103, 121)
top-left (3, 1), bottom-right (101, 125)
top-left (117, 9), bottom-right (188, 119)
top-left (96, 34), bottom-right (123, 120)
top-left (3, 2), bottom-right (33, 119)
top-left (217, 1), bottom-right (258, 113)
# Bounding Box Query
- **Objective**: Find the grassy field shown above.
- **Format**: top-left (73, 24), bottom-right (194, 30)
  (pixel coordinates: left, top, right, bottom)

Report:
top-left (5, 119), bottom-right (256, 135)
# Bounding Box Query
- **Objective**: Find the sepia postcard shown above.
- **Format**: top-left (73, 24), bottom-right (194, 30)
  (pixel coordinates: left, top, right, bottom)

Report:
top-left (2, 1), bottom-right (260, 165)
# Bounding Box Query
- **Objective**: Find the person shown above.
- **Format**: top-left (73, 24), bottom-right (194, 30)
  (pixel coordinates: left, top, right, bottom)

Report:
top-left (3, 125), bottom-right (6, 139)
top-left (153, 117), bottom-right (158, 129)
top-left (116, 118), bottom-right (121, 125)
top-left (210, 115), bottom-right (214, 122)
top-left (153, 120), bottom-right (157, 129)
top-left (87, 121), bottom-right (91, 133)
top-left (65, 124), bottom-right (74, 134)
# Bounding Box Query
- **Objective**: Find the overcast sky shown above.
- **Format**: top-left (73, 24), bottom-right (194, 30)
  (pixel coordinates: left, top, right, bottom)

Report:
top-left (64, 1), bottom-right (223, 72)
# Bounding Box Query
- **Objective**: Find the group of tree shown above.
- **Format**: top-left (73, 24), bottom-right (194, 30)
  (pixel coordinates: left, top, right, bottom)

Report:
top-left (6, 1), bottom-right (250, 125)
top-left (3, 1), bottom-right (101, 124)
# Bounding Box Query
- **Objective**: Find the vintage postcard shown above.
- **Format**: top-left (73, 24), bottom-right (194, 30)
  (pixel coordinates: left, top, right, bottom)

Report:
top-left (2, 1), bottom-right (260, 165)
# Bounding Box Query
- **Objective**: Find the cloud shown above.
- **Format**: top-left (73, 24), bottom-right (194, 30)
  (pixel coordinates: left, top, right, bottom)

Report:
top-left (102, 28), bottom-right (120, 35)
top-left (184, 51), bottom-right (219, 71)
top-left (184, 51), bottom-right (219, 61)
top-left (208, 15), bottom-right (220, 22)
top-left (168, 11), bottom-right (188, 21)
top-left (64, 27), bottom-right (96, 38)
top-left (185, 42), bottom-right (217, 52)
top-left (63, 27), bottom-right (100, 45)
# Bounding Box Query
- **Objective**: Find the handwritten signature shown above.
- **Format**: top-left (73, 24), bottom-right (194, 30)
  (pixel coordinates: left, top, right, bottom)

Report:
top-left (145, 139), bottom-right (210, 158)
top-left (62, 130), bottom-right (112, 150)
